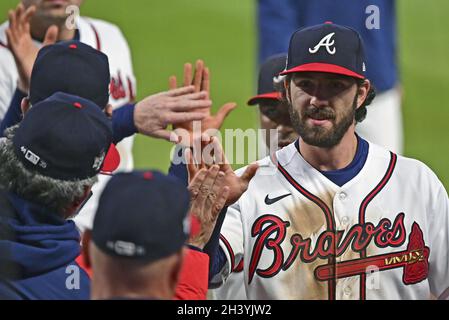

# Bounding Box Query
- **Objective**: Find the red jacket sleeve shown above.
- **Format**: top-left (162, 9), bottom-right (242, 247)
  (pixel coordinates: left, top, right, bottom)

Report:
top-left (174, 248), bottom-right (209, 300)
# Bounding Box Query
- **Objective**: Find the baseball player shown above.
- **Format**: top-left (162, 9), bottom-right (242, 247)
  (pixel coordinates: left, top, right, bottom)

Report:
top-left (258, 0), bottom-right (403, 155)
top-left (0, 3), bottom-right (215, 233)
top-left (0, 1), bottom-right (136, 232)
top-left (207, 23), bottom-right (449, 300)
top-left (0, 2), bottom-right (136, 169)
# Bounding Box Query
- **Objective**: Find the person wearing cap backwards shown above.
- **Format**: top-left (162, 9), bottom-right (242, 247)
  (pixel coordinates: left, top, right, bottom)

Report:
top-left (0, 92), bottom-right (118, 300)
top-left (205, 23), bottom-right (449, 300)
top-left (87, 168), bottom-right (230, 300)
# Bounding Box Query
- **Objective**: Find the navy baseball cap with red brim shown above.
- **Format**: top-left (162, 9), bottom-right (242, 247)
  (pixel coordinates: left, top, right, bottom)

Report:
top-left (92, 170), bottom-right (190, 263)
top-left (280, 23), bottom-right (366, 79)
top-left (14, 92), bottom-right (120, 181)
top-left (248, 54), bottom-right (287, 106)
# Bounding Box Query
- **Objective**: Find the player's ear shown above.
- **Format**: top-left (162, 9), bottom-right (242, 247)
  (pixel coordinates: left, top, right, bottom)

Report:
top-left (81, 229), bottom-right (92, 269)
top-left (356, 79), bottom-right (371, 109)
top-left (104, 104), bottom-right (113, 119)
top-left (64, 185), bottom-right (92, 219)
top-left (21, 97), bottom-right (31, 116)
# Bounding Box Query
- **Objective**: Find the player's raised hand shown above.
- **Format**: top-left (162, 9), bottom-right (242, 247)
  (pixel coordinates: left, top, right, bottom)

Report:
top-left (186, 136), bottom-right (259, 206)
top-left (187, 165), bottom-right (230, 249)
top-left (133, 85), bottom-right (212, 142)
top-left (6, 3), bottom-right (58, 93)
top-left (169, 60), bottom-right (237, 145)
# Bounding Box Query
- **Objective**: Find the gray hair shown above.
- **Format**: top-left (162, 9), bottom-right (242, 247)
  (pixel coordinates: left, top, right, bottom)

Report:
top-left (0, 125), bottom-right (97, 216)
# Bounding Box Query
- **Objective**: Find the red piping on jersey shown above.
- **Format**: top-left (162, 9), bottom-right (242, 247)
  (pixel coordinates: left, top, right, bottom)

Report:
top-left (89, 23), bottom-right (101, 51)
top-left (220, 234), bottom-right (235, 273)
top-left (127, 77), bottom-right (135, 102)
top-left (0, 41), bottom-right (8, 49)
top-left (272, 153), bottom-right (337, 300)
top-left (358, 151), bottom-right (397, 300)
top-left (234, 259), bottom-right (244, 273)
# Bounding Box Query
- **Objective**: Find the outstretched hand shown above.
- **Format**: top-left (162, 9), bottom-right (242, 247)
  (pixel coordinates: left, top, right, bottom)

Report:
top-left (133, 85), bottom-right (212, 142)
top-left (186, 136), bottom-right (258, 206)
top-left (187, 165), bottom-right (230, 249)
top-left (169, 60), bottom-right (237, 146)
top-left (6, 3), bottom-right (58, 93)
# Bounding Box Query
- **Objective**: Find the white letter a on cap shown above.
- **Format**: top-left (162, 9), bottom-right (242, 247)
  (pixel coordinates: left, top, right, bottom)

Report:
top-left (309, 32), bottom-right (336, 55)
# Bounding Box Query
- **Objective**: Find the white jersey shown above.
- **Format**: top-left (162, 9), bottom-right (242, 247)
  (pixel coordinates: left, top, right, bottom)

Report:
top-left (214, 141), bottom-right (449, 300)
top-left (209, 256), bottom-right (247, 300)
top-left (0, 17), bottom-right (137, 231)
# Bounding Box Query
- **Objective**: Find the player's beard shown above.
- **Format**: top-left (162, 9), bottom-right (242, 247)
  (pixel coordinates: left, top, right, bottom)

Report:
top-left (34, 8), bottom-right (69, 25)
top-left (289, 94), bottom-right (358, 148)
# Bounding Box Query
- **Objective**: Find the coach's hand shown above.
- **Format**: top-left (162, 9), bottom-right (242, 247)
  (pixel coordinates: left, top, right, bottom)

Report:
top-left (187, 165), bottom-right (230, 249)
top-left (169, 60), bottom-right (237, 145)
top-left (134, 85), bottom-right (212, 142)
top-left (186, 136), bottom-right (259, 206)
top-left (6, 3), bottom-right (58, 93)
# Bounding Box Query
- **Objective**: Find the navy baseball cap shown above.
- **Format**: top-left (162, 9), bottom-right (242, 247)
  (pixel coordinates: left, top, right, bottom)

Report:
top-left (281, 23), bottom-right (366, 79)
top-left (92, 171), bottom-right (191, 262)
top-left (13, 92), bottom-right (120, 181)
top-left (247, 54), bottom-right (286, 106)
top-left (29, 41), bottom-right (110, 108)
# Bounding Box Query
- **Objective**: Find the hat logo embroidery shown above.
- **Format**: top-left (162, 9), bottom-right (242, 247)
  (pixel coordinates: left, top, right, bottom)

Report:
top-left (309, 32), bottom-right (336, 55)
top-left (107, 240), bottom-right (146, 257)
top-left (92, 151), bottom-right (106, 171)
top-left (20, 146), bottom-right (40, 165)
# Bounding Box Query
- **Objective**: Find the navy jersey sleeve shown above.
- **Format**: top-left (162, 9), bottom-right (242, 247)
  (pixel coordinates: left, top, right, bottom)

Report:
top-left (111, 103), bottom-right (137, 144)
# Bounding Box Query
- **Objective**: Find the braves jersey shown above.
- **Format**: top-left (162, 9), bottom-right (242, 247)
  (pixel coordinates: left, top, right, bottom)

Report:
top-left (215, 141), bottom-right (449, 300)
top-left (0, 17), bottom-right (136, 231)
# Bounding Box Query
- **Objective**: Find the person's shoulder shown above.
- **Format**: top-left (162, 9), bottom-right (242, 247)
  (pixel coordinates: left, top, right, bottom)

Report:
top-left (78, 16), bottom-right (131, 54)
top-left (369, 142), bottom-right (444, 189)
top-left (234, 156), bottom-right (273, 177)
top-left (397, 154), bottom-right (443, 185)
top-left (80, 16), bottom-right (126, 39)
top-left (0, 20), bottom-right (8, 45)
top-left (0, 21), bottom-right (13, 59)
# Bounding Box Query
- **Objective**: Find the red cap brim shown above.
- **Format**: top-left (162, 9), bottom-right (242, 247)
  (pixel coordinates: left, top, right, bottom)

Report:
top-left (247, 92), bottom-right (281, 105)
top-left (100, 143), bottom-right (121, 175)
top-left (280, 63), bottom-right (364, 79)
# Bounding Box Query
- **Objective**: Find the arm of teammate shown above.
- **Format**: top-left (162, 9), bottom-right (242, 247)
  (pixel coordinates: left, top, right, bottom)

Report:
top-left (5, 4), bottom-right (57, 93)
top-left (184, 140), bottom-right (258, 286)
top-left (167, 59), bottom-right (237, 184)
top-left (174, 165), bottom-right (230, 299)
top-left (0, 4), bottom-right (56, 133)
